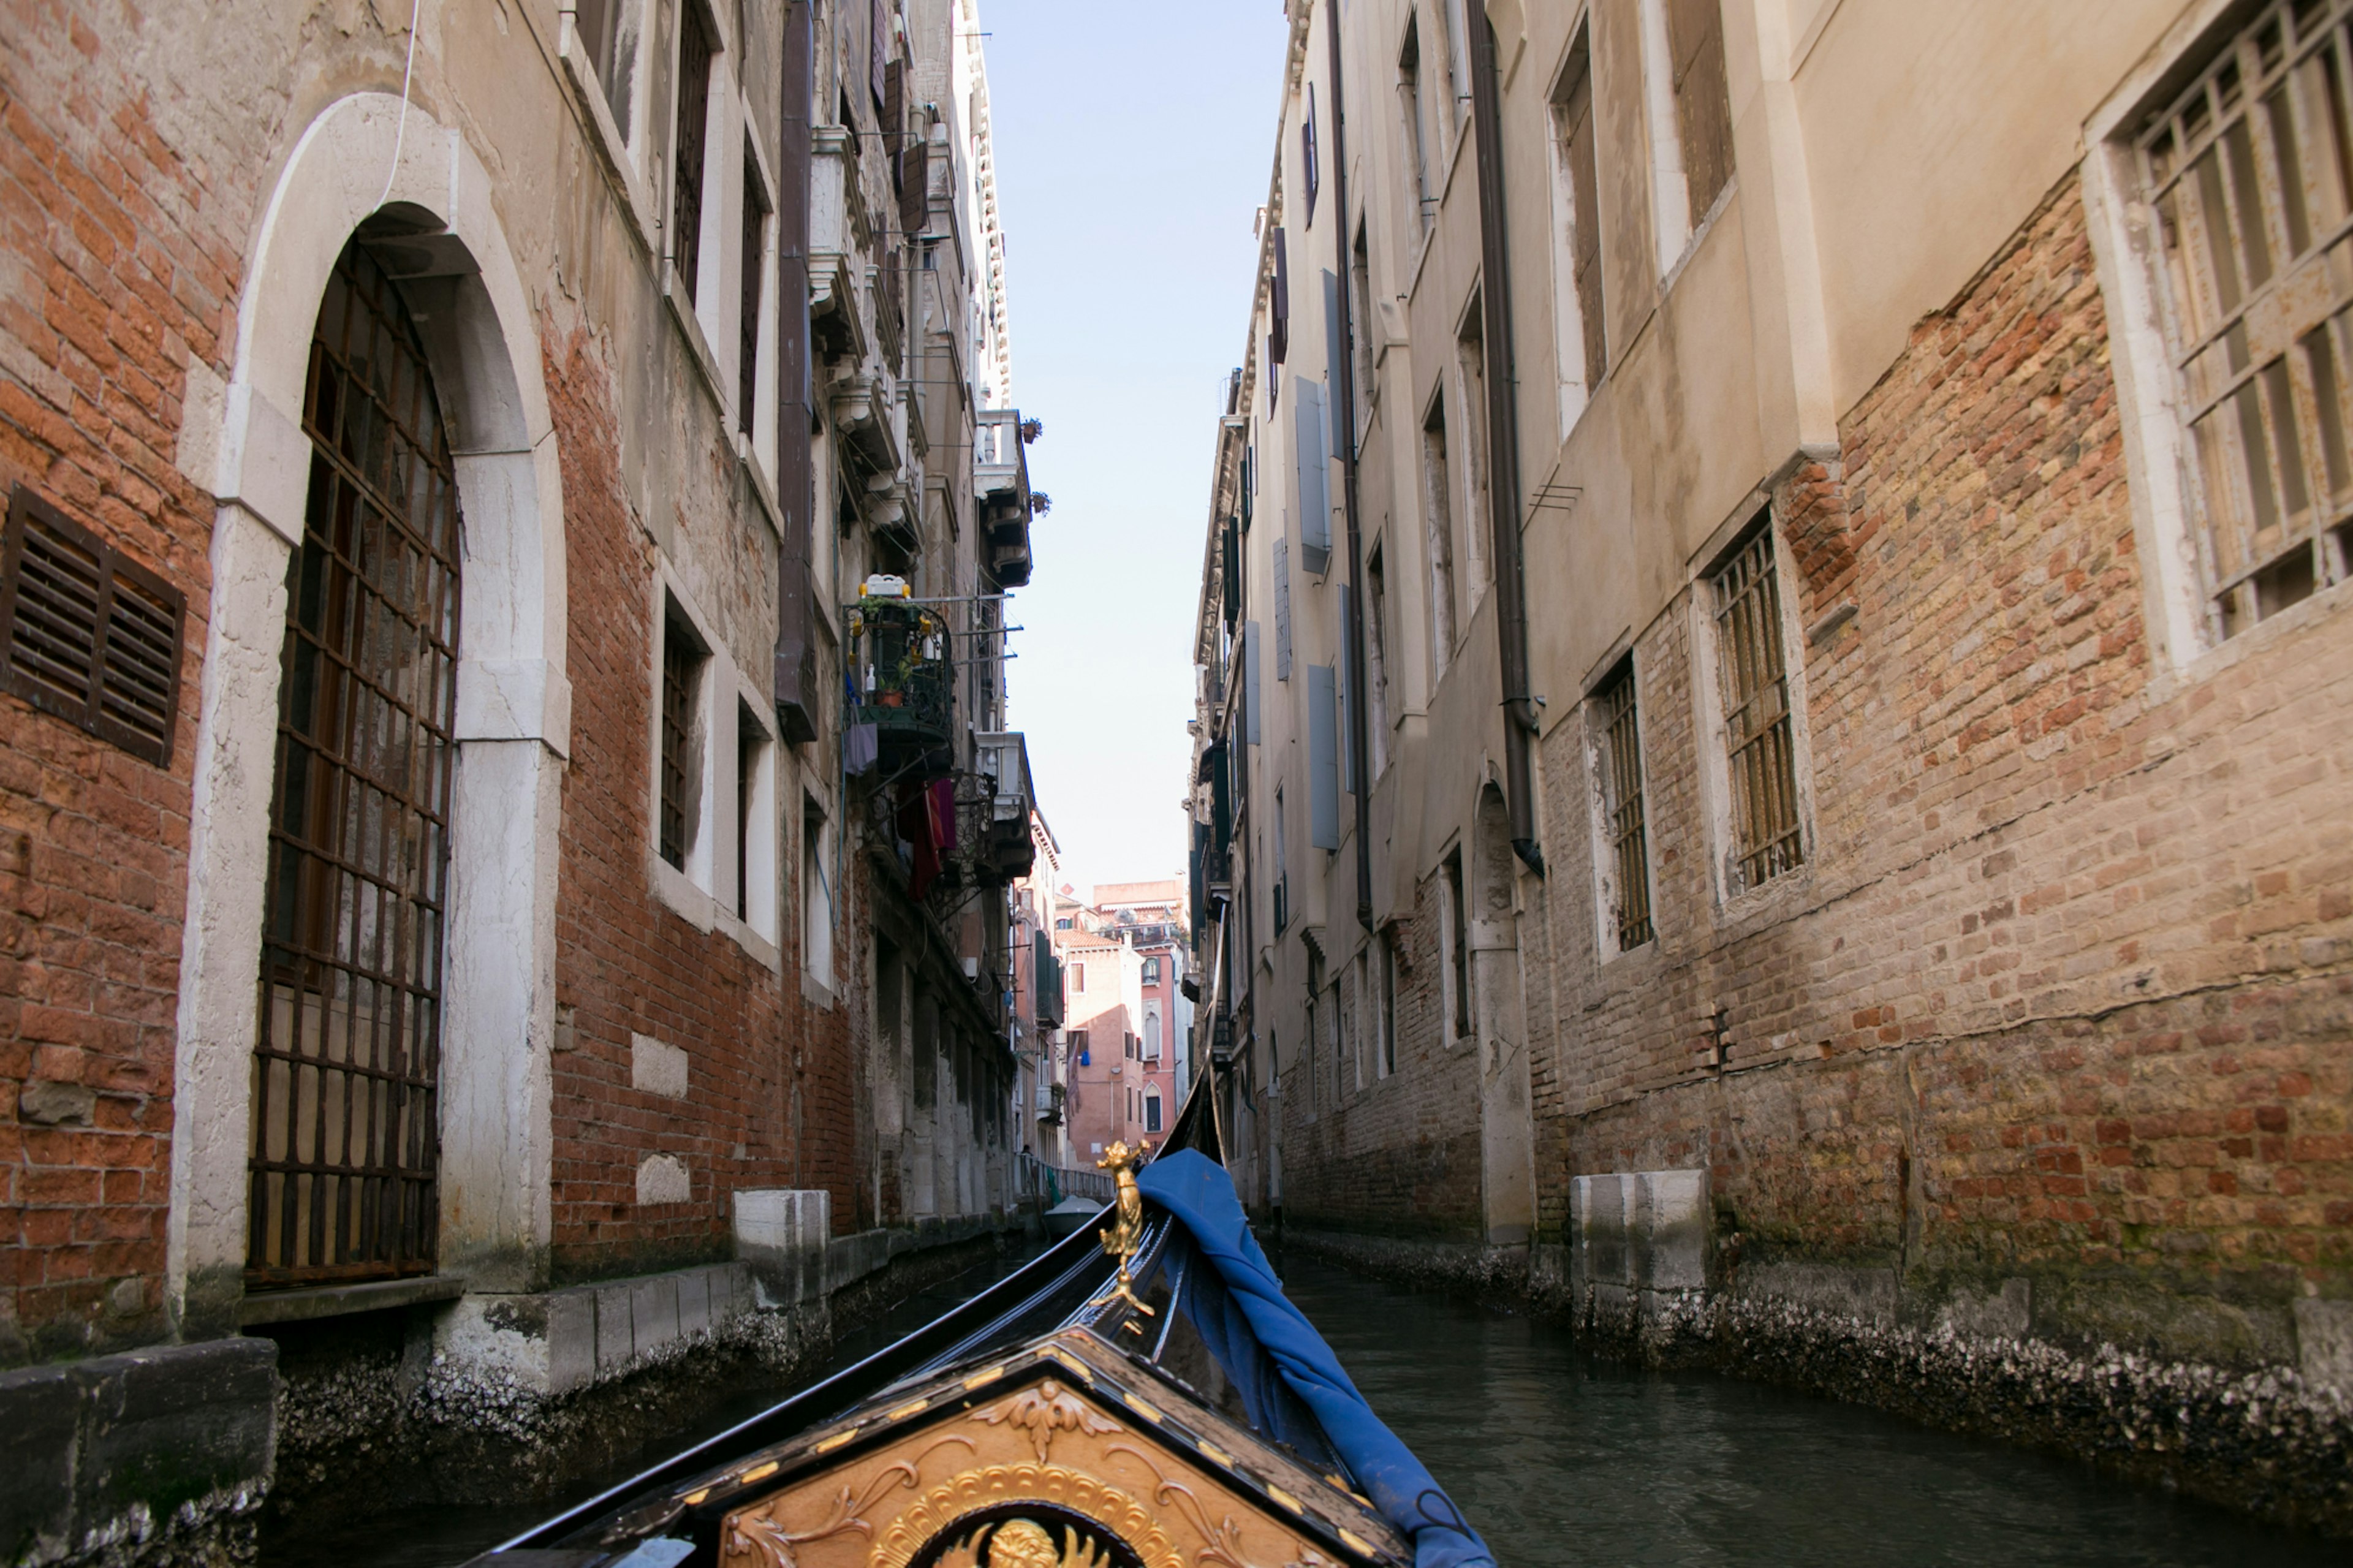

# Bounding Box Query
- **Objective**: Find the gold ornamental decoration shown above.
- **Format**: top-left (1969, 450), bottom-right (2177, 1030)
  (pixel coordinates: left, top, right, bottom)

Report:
top-left (971, 1379), bottom-right (1123, 1463)
top-left (869, 1463), bottom-right (1179, 1568)
top-left (1085, 1141), bottom-right (1154, 1329)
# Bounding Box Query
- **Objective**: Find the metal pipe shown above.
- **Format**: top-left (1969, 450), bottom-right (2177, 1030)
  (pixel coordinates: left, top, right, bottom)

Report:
top-left (1468, 7), bottom-right (1545, 877)
top-left (1324, 0), bottom-right (1376, 930)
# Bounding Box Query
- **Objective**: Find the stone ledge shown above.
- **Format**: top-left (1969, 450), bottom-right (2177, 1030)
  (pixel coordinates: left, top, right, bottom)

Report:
top-left (0, 1337), bottom-right (276, 1565)
top-left (240, 1273), bottom-right (468, 1327)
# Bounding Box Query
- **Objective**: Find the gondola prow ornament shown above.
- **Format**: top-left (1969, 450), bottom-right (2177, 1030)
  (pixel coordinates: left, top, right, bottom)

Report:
top-left (1087, 1141), bottom-right (1154, 1330)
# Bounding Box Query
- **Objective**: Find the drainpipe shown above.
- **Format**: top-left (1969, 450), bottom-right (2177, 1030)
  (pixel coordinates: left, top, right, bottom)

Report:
top-left (1468, 9), bottom-right (1544, 877)
top-left (775, 0), bottom-right (817, 744)
top-left (1324, 1), bottom-right (1374, 931)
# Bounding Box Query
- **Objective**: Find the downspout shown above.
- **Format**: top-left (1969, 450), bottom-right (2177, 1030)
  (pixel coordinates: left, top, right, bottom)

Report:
top-left (1324, 1), bottom-right (1375, 932)
top-left (776, 0), bottom-right (817, 744)
top-left (1468, 8), bottom-right (1545, 876)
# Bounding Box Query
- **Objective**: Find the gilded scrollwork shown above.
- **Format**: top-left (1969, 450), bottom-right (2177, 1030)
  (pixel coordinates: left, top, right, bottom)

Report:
top-left (972, 1379), bottom-right (1123, 1463)
top-left (869, 1463), bottom-right (1178, 1568)
top-left (722, 1436), bottom-right (977, 1568)
top-left (1100, 1443), bottom-right (1255, 1568)
top-left (931, 1517), bottom-right (1114, 1568)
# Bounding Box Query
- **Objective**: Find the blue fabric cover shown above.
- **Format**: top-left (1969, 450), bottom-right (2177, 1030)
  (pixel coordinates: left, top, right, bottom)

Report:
top-left (1135, 1151), bottom-right (1495, 1568)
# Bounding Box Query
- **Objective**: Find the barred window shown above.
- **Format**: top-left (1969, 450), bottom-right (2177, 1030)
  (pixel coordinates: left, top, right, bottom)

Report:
top-left (1713, 526), bottom-right (1804, 891)
top-left (2142, 0), bottom-right (2353, 638)
top-left (1596, 658), bottom-right (1654, 949)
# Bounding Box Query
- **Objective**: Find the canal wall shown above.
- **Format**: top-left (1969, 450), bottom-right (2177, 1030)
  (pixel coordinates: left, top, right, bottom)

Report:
top-left (258, 1212), bottom-right (1022, 1540)
top-left (1286, 1173), bottom-right (2353, 1539)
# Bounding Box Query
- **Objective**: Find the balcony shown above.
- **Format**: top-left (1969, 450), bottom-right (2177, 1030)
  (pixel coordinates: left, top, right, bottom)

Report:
top-left (972, 731), bottom-right (1037, 886)
top-left (975, 409), bottom-right (1034, 588)
top-left (847, 586), bottom-right (953, 778)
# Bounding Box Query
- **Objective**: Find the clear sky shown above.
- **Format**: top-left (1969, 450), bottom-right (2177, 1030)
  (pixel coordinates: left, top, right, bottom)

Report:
top-left (983, 2), bottom-right (1290, 895)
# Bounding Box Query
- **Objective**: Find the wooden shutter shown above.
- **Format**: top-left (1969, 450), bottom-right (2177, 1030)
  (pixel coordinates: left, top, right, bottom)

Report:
top-left (0, 485), bottom-right (184, 767)
top-left (1294, 380), bottom-right (1330, 573)
top-left (1268, 228), bottom-right (1290, 364)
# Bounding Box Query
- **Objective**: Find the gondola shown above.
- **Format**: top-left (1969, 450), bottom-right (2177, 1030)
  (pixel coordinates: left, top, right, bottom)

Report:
top-left (464, 1075), bottom-right (1494, 1568)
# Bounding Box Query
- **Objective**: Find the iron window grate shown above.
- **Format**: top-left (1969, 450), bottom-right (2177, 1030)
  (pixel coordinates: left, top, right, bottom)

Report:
top-left (1597, 659), bottom-right (1653, 949)
top-left (672, 1), bottom-right (714, 303)
top-left (2139, 0), bottom-right (2353, 637)
top-left (0, 485), bottom-right (185, 766)
top-left (1713, 527), bottom-right (1804, 892)
top-left (248, 240), bottom-right (459, 1289)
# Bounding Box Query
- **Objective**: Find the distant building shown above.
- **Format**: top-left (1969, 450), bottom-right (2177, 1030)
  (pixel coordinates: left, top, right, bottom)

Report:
top-left (1048, 880), bottom-right (1191, 1162)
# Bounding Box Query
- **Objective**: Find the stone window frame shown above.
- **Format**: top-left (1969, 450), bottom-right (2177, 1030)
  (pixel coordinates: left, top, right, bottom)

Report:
top-left (645, 562), bottom-right (783, 971)
top-left (1688, 498), bottom-right (1819, 914)
top-left (558, 0), bottom-right (660, 255)
top-left (1582, 642), bottom-right (1658, 962)
top-left (1544, 12), bottom-right (1608, 444)
top-left (169, 94), bottom-right (571, 1329)
top-left (1634, 0), bottom-right (1739, 284)
top-left (2085, 0), bottom-right (2353, 676)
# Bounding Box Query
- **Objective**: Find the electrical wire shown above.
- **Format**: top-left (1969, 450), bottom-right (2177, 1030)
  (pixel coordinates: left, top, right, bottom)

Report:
top-left (374, 0), bottom-right (423, 216)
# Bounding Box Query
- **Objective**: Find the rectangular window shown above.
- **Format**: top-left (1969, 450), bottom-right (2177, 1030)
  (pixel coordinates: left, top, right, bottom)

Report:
top-left (1366, 543), bottom-right (1394, 775)
top-left (1713, 525), bottom-right (1805, 890)
top-left (1145, 1094), bottom-right (1163, 1134)
top-left (734, 700), bottom-right (776, 937)
top-left (1399, 19), bottom-right (1431, 234)
top-left (575, 0), bottom-right (641, 137)
top-left (659, 607), bottom-right (707, 871)
top-left (1423, 396), bottom-right (1458, 675)
top-left (672, 1), bottom-right (716, 304)
top-left (1303, 80), bottom-right (1321, 224)
top-left (1071, 961), bottom-right (1086, 994)
top-left (803, 797), bottom-right (834, 985)
top-left (1440, 0), bottom-right (1472, 157)
top-left (1378, 928), bottom-right (1398, 1076)
top-left (1142, 957), bottom-right (1161, 985)
top-left (1444, 848), bottom-right (1470, 1041)
top-left (1351, 222), bottom-right (1376, 430)
top-left (1305, 987), bottom-right (1319, 1115)
top-left (1455, 300), bottom-right (1491, 597)
top-left (1665, 0), bottom-right (1735, 222)
top-left (1549, 30), bottom-right (1607, 428)
top-left (739, 137), bottom-right (771, 431)
top-left (2142, 2), bottom-right (2353, 637)
top-left (1596, 658), bottom-right (1654, 950)
top-left (1273, 786), bottom-right (1290, 934)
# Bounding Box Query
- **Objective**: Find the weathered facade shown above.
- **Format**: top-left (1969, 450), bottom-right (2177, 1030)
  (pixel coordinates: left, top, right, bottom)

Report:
top-left (1189, 0), bottom-right (2353, 1528)
top-left (0, 0), bottom-right (1045, 1558)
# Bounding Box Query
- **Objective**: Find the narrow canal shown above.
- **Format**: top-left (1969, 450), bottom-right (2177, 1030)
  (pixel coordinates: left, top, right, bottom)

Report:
top-left (279, 1247), bottom-right (2340, 1566)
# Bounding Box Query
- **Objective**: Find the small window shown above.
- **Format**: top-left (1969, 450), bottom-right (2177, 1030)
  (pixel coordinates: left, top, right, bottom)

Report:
top-left (1713, 525), bottom-right (1805, 890)
top-left (2139, 2), bottom-right (2353, 637)
top-left (1455, 299), bottom-right (1491, 596)
top-left (739, 136), bottom-right (771, 431)
top-left (1351, 222), bottom-right (1376, 430)
top-left (735, 700), bottom-right (776, 936)
top-left (1399, 18), bottom-right (1431, 234)
top-left (1377, 930), bottom-right (1398, 1077)
top-left (659, 607), bottom-right (708, 871)
top-left (1, 486), bottom-right (184, 767)
top-left (574, 0), bottom-right (642, 136)
top-left (803, 796), bottom-right (833, 983)
top-left (1595, 657), bottom-right (1654, 950)
top-left (1366, 542), bottom-right (1392, 775)
top-left (1548, 29), bottom-right (1607, 426)
top-left (1303, 81), bottom-right (1321, 224)
top-left (672, 1), bottom-right (716, 303)
top-left (1422, 396), bottom-right (1458, 673)
top-left (1142, 957), bottom-right (1161, 985)
top-left (1070, 961), bottom-right (1086, 993)
top-left (1444, 847), bottom-right (1470, 1041)
top-left (1145, 1092), bottom-right (1163, 1134)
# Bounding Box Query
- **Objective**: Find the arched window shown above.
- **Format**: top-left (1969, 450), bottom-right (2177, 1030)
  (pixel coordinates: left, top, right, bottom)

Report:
top-left (1143, 1008), bottom-right (1162, 1059)
top-left (248, 240), bottom-right (460, 1287)
top-left (1145, 1091), bottom-right (1162, 1134)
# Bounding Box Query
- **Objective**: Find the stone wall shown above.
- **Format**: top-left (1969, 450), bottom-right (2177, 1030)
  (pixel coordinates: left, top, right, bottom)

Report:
top-left (1520, 171), bottom-right (2353, 1376)
top-left (1273, 863), bottom-right (1483, 1238)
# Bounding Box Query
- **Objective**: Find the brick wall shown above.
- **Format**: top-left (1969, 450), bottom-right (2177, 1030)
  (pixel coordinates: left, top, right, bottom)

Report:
top-left (1526, 172), bottom-right (2353, 1362)
top-left (0, 15), bottom-right (254, 1358)
top-left (1277, 864), bottom-right (1483, 1238)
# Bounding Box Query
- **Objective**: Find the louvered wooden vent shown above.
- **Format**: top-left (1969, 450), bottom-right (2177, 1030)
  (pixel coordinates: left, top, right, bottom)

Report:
top-left (0, 485), bottom-right (185, 767)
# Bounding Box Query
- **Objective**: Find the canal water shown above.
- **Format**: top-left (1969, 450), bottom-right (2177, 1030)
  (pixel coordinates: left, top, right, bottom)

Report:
top-left (1276, 1256), bottom-right (2338, 1567)
top-left (281, 1248), bottom-right (2340, 1566)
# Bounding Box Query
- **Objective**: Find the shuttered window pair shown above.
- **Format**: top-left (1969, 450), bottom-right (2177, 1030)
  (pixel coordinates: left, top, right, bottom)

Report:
top-left (0, 487), bottom-right (184, 768)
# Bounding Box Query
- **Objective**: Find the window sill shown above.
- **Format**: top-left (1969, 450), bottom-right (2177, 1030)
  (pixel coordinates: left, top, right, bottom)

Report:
top-left (556, 15), bottom-right (659, 259)
top-left (650, 850), bottom-right (784, 973)
top-left (240, 1273), bottom-right (466, 1327)
top-left (664, 267), bottom-right (735, 427)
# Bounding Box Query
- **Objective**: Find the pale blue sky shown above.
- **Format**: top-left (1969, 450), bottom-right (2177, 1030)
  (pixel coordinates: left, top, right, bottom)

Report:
top-left (986, 3), bottom-right (1290, 893)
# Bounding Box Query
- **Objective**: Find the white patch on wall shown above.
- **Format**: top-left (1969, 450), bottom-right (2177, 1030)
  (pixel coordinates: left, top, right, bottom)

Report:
top-left (636, 1153), bottom-right (691, 1206)
top-left (631, 1032), bottom-right (689, 1099)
